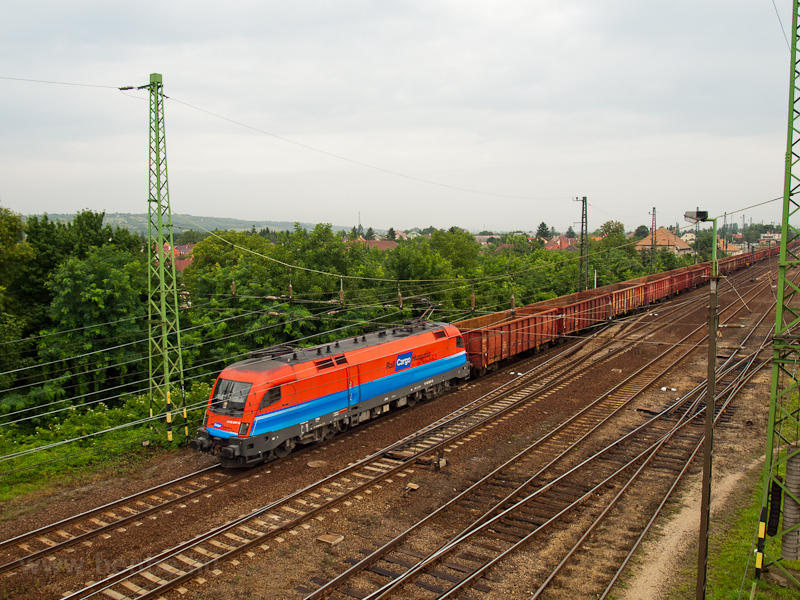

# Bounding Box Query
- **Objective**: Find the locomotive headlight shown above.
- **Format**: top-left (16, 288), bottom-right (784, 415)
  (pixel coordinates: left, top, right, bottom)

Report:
top-left (238, 422), bottom-right (249, 436)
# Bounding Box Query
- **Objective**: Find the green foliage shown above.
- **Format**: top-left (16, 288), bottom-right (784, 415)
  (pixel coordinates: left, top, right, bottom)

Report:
top-left (634, 224), bottom-right (650, 239)
top-left (0, 205), bottom-right (34, 285)
top-left (600, 220), bottom-right (625, 237)
top-left (536, 222), bottom-right (550, 239)
top-left (37, 246), bottom-right (148, 407)
top-left (694, 229), bottom-right (715, 262)
top-left (0, 382), bottom-right (213, 500)
top-left (8, 210), bottom-right (140, 335)
top-left (174, 229), bottom-right (210, 244)
top-left (429, 227), bottom-right (480, 274)
top-left (0, 211), bottom-right (719, 488)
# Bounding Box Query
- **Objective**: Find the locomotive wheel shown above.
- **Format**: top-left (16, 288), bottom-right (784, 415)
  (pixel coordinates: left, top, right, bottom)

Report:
top-left (407, 395), bottom-right (418, 407)
top-left (274, 440), bottom-right (294, 458)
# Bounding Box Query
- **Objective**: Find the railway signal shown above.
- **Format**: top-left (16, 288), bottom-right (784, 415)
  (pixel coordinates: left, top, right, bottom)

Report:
top-left (685, 209), bottom-right (718, 600)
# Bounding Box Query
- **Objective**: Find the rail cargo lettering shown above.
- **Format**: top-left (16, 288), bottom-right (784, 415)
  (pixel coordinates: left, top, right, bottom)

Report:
top-left (191, 244), bottom-right (787, 467)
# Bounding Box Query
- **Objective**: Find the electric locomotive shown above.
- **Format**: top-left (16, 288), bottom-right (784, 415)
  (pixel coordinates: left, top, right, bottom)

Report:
top-left (191, 320), bottom-right (469, 467)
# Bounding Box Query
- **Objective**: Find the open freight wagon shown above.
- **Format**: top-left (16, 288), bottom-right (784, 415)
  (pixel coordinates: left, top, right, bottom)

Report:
top-left (453, 307), bottom-right (559, 373)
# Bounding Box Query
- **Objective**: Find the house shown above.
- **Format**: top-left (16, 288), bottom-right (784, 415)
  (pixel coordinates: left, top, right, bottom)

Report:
top-left (718, 238), bottom-right (743, 256)
top-left (173, 243), bottom-right (196, 272)
top-left (543, 235), bottom-right (578, 252)
top-left (175, 243), bottom-right (196, 256)
top-left (364, 240), bottom-right (398, 251)
top-left (635, 227), bottom-right (693, 256)
top-left (680, 232), bottom-right (696, 244)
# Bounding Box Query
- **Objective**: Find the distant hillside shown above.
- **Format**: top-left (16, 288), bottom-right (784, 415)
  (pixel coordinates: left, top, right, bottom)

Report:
top-left (27, 212), bottom-right (351, 236)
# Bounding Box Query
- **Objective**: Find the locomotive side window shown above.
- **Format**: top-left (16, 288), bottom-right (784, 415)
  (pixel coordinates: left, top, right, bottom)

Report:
top-left (211, 379), bottom-right (252, 416)
top-left (456, 336), bottom-right (464, 348)
top-left (259, 386), bottom-right (282, 410)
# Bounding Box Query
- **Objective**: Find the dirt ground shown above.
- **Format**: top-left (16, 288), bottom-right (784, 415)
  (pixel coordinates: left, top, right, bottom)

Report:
top-left (620, 366), bottom-right (773, 600)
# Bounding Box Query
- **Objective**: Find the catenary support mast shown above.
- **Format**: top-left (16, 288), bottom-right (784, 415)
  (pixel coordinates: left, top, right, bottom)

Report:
top-left (650, 207), bottom-right (656, 275)
top-left (755, 0), bottom-right (800, 587)
top-left (577, 196), bottom-right (589, 291)
top-left (140, 73), bottom-right (186, 441)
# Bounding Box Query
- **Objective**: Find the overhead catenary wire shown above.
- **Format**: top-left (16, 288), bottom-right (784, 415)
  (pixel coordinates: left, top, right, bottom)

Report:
top-left (0, 305), bottom-right (408, 425)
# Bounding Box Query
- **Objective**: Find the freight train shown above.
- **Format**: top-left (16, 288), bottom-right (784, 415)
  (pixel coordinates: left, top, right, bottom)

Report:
top-left (191, 244), bottom-right (779, 467)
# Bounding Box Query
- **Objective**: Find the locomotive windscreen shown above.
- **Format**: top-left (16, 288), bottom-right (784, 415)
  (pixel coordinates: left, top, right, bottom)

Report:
top-left (211, 379), bottom-right (252, 416)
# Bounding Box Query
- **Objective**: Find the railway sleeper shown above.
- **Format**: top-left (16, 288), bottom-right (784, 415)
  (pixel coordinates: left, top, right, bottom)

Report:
top-left (380, 554), bottom-right (499, 582)
top-left (485, 530), bottom-right (525, 543)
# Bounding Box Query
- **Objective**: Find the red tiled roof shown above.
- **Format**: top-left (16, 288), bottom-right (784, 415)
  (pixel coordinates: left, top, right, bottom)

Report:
top-left (635, 227), bottom-right (692, 252)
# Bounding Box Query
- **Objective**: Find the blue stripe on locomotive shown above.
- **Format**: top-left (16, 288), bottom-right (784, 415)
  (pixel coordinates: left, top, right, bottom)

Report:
top-left (206, 351), bottom-right (466, 440)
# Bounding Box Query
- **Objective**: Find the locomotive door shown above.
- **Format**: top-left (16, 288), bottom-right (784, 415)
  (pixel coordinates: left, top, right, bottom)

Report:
top-left (346, 365), bottom-right (361, 410)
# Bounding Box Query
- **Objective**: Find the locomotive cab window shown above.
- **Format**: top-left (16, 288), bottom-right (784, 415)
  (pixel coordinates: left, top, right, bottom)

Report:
top-left (456, 336), bottom-right (464, 348)
top-left (211, 379), bottom-right (252, 416)
top-left (259, 385), bottom-right (282, 410)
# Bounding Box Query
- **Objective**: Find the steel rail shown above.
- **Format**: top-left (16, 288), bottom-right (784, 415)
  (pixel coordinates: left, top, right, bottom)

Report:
top-left (48, 260), bottom-right (772, 599)
top-left (60, 302), bottom-right (706, 600)
top-left (303, 266), bottom-right (780, 600)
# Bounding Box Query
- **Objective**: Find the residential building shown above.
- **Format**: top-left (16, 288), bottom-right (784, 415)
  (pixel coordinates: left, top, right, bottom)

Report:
top-left (634, 227), bottom-right (693, 256)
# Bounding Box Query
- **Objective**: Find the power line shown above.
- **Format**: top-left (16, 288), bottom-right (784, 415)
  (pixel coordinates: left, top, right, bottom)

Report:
top-left (770, 0), bottom-right (791, 50)
top-left (167, 96), bottom-right (570, 202)
top-left (0, 75), bottom-right (122, 89)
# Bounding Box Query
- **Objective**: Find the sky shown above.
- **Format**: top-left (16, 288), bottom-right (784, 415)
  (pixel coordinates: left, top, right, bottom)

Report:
top-left (0, 1), bottom-right (795, 234)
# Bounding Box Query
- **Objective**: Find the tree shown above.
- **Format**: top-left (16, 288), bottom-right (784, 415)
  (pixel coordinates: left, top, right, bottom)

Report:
top-left (8, 210), bottom-right (140, 336)
top-left (386, 227), bottom-right (396, 241)
top-left (600, 220), bottom-right (625, 237)
top-left (565, 226), bottom-right (576, 238)
top-left (430, 227), bottom-right (480, 273)
top-left (174, 229), bottom-right (209, 244)
top-left (39, 246), bottom-right (148, 403)
top-left (350, 226), bottom-right (359, 240)
top-left (364, 227), bottom-right (375, 241)
top-left (0, 205), bottom-right (34, 287)
top-left (549, 226), bottom-right (557, 238)
top-left (634, 225), bottom-right (650, 239)
top-left (536, 222), bottom-right (550, 239)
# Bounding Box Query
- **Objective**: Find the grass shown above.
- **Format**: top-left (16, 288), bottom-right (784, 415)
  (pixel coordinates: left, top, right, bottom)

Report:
top-left (0, 443), bottom-right (177, 522)
top-left (0, 383), bottom-right (212, 507)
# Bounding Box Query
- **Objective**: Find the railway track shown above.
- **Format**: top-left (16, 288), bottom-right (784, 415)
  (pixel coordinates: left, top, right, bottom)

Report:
top-left (39, 259), bottom-right (775, 600)
top-left (296, 268), bottom-right (780, 599)
top-left (0, 262), bottom-right (722, 585)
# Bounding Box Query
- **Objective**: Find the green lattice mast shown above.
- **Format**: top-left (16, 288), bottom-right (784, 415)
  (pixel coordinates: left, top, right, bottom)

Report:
top-left (755, 1), bottom-right (800, 586)
top-left (140, 73), bottom-right (186, 441)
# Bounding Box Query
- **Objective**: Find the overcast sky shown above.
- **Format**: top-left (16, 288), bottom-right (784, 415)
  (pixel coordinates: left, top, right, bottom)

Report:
top-left (0, 1), bottom-right (794, 234)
